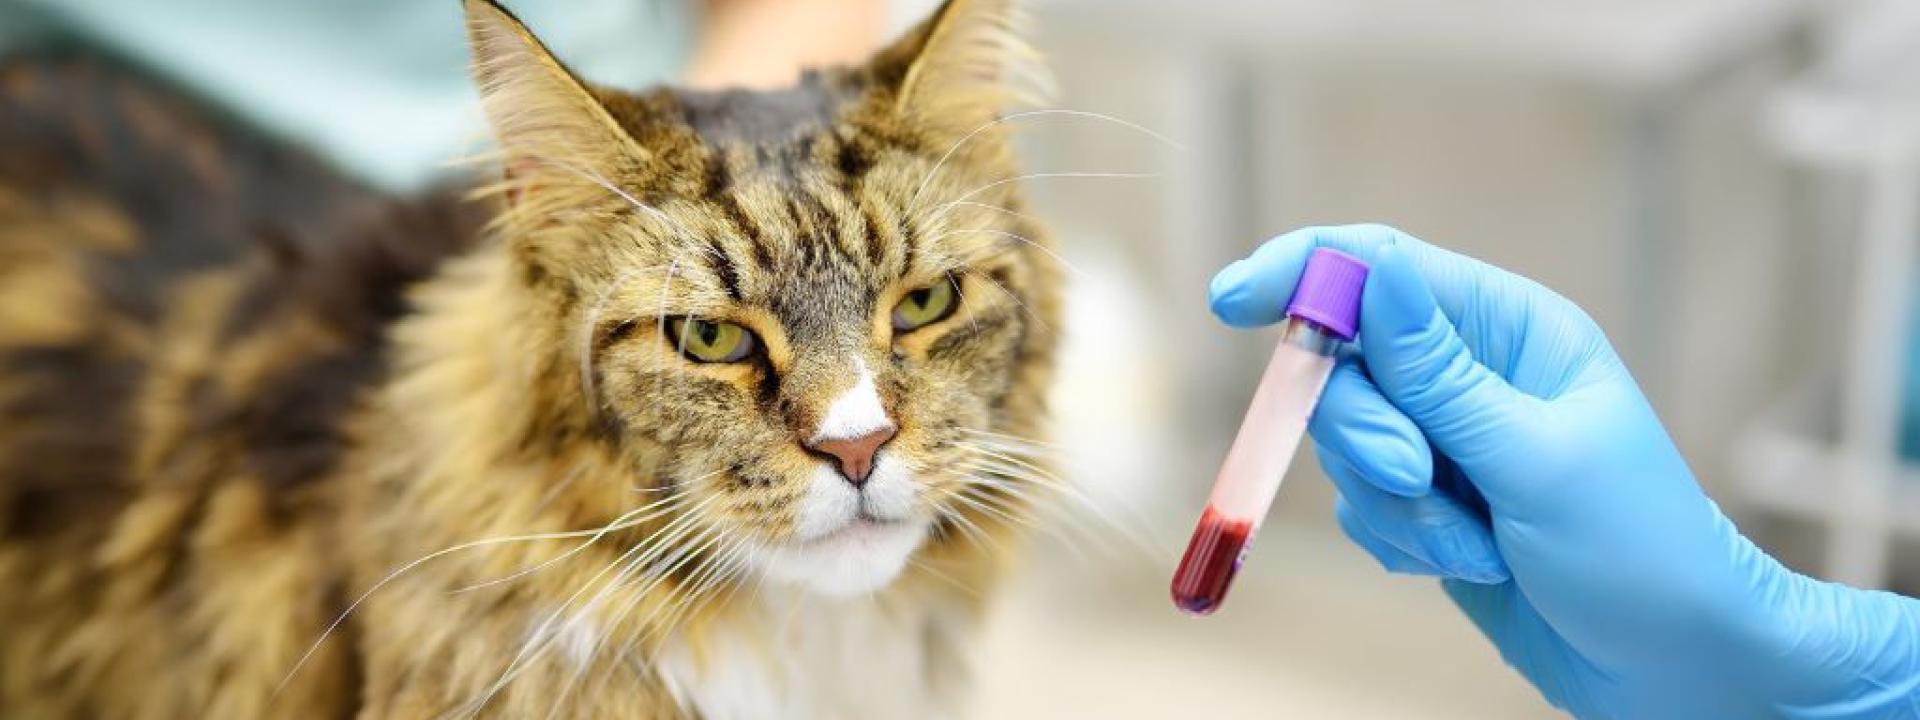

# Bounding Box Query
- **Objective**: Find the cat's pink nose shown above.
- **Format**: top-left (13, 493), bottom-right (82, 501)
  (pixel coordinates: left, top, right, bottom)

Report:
top-left (809, 427), bottom-right (896, 487)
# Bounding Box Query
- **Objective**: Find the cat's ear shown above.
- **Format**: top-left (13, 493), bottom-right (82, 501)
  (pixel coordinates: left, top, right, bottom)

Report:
top-left (463, 0), bottom-right (646, 201)
top-left (872, 0), bottom-right (1049, 140)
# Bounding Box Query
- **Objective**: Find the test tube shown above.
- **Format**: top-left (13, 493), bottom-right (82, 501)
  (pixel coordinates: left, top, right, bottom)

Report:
top-left (1172, 248), bottom-right (1369, 616)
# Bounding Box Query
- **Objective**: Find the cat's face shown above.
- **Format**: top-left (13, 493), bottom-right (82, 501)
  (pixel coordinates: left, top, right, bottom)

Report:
top-left (467, 0), bottom-right (1055, 596)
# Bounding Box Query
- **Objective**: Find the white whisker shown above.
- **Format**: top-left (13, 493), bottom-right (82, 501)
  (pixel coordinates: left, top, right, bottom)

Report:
top-left (907, 558), bottom-right (982, 601)
top-left (908, 109), bottom-right (1183, 212)
top-left (577, 264), bottom-right (670, 413)
top-left (450, 469), bottom-right (726, 594)
top-left (273, 491), bottom-right (702, 701)
top-left (460, 492), bottom-right (724, 716)
top-left (919, 226), bottom-right (1085, 279)
top-left (919, 171), bottom-right (1156, 229)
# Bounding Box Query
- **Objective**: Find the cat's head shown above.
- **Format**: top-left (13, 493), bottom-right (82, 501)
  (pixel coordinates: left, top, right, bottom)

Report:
top-left (461, 0), bottom-right (1057, 597)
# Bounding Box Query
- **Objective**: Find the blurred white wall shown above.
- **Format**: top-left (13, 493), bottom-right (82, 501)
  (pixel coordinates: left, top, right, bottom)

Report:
top-left (942, 1), bottom-right (1847, 717)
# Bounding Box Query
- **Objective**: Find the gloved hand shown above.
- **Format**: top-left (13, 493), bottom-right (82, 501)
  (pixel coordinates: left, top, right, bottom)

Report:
top-left (1208, 224), bottom-right (1920, 719)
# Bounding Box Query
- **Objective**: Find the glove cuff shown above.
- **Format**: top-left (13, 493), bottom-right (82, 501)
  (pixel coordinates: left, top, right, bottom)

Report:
top-left (1760, 572), bottom-right (1920, 717)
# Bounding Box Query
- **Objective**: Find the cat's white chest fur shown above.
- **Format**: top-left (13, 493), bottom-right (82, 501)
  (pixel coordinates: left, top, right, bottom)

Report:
top-left (653, 591), bottom-right (965, 720)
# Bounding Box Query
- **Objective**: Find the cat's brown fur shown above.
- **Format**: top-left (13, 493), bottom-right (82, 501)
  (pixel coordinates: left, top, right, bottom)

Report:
top-left (0, 0), bottom-right (1059, 717)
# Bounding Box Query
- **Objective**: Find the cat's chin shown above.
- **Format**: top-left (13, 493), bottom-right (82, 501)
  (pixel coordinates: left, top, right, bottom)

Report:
top-left (754, 515), bottom-right (930, 598)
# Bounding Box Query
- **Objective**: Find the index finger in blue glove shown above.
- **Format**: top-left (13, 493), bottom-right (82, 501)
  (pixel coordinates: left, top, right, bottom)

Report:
top-left (1207, 224), bottom-right (1535, 332)
top-left (1209, 224), bottom-right (1436, 328)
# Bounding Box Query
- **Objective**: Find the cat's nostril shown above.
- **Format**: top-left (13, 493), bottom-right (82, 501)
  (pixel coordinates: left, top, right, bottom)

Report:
top-left (808, 427), bottom-right (896, 488)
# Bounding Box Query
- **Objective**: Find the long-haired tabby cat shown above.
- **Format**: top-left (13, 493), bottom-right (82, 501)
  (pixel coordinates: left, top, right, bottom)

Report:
top-left (0, 0), bottom-right (1060, 716)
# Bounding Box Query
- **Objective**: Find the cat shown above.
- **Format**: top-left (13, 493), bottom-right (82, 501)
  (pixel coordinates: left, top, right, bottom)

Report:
top-left (0, 0), bottom-right (1061, 716)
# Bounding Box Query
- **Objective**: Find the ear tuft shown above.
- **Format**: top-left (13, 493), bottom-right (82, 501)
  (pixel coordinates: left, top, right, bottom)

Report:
top-left (463, 0), bottom-right (647, 199)
top-left (877, 0), bottom-right (1052, 138)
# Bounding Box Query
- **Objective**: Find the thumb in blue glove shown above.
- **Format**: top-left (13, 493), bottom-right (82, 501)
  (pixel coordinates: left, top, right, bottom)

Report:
top-left (1209, 224), bottom-right (1920, 719)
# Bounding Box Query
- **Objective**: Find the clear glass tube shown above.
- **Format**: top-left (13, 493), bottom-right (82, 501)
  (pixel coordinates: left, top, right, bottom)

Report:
top-left (1171, 316), bottom-right (1341, 615)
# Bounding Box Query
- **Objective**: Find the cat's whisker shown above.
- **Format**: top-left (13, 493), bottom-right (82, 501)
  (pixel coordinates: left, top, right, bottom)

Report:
top-left (651, 260), bottom-right (681, 417)
top-left (906, 557), bottom-right (983, 601)
top-left (449, 468), bottom-right (726, 594)
top-left (581, 535), bottom-right (757, 711)
top-left (917, 243), bottom-right (1053, 335)
top-left (950, 472), bottom-right (1114, 564)
top-left (466, 532), bottom-right (698, 719)
top-left (953, 478), bottom-right (1100, 565)
top-left (637, 534), bottom-right (750, 644)
top-left (564, 527), bottom-right (745, 708)
top-left (959, 444), bottom-right (1066, 482)
top-left (546, 526), bottom-right (745, 719)
top-left (932, 502), bottom-right (998, 555)
top-left (973, 270), bottom-right (1051, 334)
top-left (906, 109), bottom-right (1183, 212)
top-left (922, 484), bottom-right (1005, 549)
top-left (917, 171), bottom-right (1157, 230)
top-left (705, 536), bottom-right (765, 613)
top-left (595, 524), bottom-right (722, 645)
top-left (624, 533), bottom-right (761, 670)
top-left (931, 483), bottom-right (1034, 531)
top-left (957, 439), bottom-right (1064, 465)
top-left (943, 267), bottom-right (982, 336)
top-left (521, 494), bottom-right (731, 682)
top-left (463, 538), bottom-right (669, 717)
top-left (918, 226), bottom-right (1085, 280)
top-left (577, 263), bottom-right (672, 414)
top-left (972, 464), bottom-right (1106, 512)
top-left (940, 200), bottom-right (1042, 226)
top-left (956, 430), bottom-right (1063, 454)
top-left (474, 536), bottom-right (669, 719)
top-left (957, 456), bottom-right (1160, 562)
top-left (956, 457), bottom-right (1097, 517)
top-left (530, 466), bottom-right (589, 516)
top-left (957, 427), bottom-right (1066, 454)
top-left (446, 507), bottom-right (681, 596)
top-left (463, 493), bottom-right (724, 715)
top-left (659, 539), bottom-right (748, 625)
top-left (273, 487), bottom-right (702, 700)
top-left (529, 158), bottom-right (725, 265)
top-left (607, 505), bottom-right (731, 623)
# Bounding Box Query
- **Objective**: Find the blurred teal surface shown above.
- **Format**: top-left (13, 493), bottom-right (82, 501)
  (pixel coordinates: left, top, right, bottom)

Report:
top-left (1904, 286), bottom-right (1920, 462)
top-left (0, 0), bottom-right (694, 192)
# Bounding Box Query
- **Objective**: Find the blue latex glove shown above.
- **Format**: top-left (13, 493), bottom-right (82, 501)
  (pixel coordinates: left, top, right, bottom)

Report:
top-left (1209, 224), bottom-right (1920, 719)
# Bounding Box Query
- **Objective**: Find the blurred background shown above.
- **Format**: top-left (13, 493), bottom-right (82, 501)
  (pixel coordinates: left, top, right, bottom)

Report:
top-left (982, 0), bottom-right (1920, 717)
top-left (9, 0), bottom-right (1920, 716)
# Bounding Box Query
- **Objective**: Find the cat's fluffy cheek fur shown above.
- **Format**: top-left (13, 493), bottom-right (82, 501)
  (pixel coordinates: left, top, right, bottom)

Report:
top-left (755, 459), bottom-right (928, 596)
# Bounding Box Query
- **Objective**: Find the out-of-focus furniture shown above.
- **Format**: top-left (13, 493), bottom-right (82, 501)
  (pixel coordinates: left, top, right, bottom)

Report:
top-left (956, 2), bottom-right (1822, 718)
top-left (1014, 0), bottom-right (1815, 530)
top-left (1734, 0), bottom-right (1920, 589)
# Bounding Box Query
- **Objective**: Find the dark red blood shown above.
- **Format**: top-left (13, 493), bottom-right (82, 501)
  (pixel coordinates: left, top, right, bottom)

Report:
top-left (1170, 506), bottom-right (1254, 616)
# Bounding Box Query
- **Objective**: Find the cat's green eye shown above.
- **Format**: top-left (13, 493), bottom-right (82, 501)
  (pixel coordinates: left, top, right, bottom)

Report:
top-left (891, 279), bottom-right (958, 332)
top-left (667, 318), bottom-right (757, 363)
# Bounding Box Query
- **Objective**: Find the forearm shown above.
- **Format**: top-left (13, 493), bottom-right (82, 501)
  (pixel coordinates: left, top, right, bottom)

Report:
top-left (684, 0), bottom-right (885, 90)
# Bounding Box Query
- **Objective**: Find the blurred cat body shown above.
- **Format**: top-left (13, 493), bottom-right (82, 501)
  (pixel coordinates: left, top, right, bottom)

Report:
top-left (0, 0), bottom-right (1058, 717)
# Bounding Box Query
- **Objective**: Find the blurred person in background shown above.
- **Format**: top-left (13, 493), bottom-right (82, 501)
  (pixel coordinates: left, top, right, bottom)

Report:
top-left (1212, 224), bottom-right (1920, 719)
top-left (0, 0), bottom-right (885, 191)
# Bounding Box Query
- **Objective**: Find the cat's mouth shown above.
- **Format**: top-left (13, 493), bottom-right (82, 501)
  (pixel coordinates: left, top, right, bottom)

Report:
top-left (748, 456), bottom-right (930, 596)
top-left (804, 512), bottom-right (906, 546)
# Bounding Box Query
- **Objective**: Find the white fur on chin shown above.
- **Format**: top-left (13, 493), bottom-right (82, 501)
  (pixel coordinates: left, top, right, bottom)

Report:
top-left (755, 456), bottom-right (927, 597)
top-left (653, 455), bottom-right (954, 719)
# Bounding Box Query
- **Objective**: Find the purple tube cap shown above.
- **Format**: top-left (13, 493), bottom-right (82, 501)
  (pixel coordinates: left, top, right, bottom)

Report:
top-left (1286, 248), bottom-right (1369, 341)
